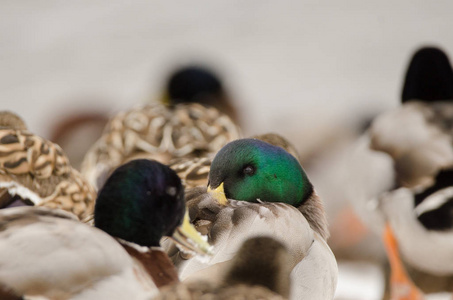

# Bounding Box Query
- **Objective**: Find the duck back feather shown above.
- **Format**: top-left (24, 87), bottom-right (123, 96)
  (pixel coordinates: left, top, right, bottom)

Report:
top-left (0, 207), bottom-right (156, 300)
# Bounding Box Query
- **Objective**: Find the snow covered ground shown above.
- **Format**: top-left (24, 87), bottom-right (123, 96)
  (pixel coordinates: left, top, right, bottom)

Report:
top-left (335, 261), bottom-right (385, 300)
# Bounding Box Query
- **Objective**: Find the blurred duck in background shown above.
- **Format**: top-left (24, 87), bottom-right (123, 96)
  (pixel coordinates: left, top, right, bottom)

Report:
top-left (166, 139), bottom-right (337, 300)
top-left (49, 110), bottom-right (109, 171)
top-left (0, 159), bottom-right (211, 299)
top-left (0, 283), bottom-right (23, 300)
top-left (81, 64), bottom-right (242, 190)
top-left (348, 46), bottom-right (453, 299)
top-left (51, 65), bottom-right (241, 172)
top-left (162, 65), bottom-right (240, 124)
top-left (0, 111), bottom-right (96, 220)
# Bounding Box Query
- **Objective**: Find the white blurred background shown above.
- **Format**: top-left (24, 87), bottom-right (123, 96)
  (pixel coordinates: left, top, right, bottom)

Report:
top-left (3, 1), bottom-right (453, 299)
top-left (4, 0), bottom-right (453, 141)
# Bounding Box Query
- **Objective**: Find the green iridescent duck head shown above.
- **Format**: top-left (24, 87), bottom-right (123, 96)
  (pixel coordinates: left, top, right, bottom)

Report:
top-left (207, 139), bottom-right (313, 207)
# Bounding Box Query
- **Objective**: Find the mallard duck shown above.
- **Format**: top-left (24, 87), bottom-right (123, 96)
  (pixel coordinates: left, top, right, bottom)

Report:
top-left (379, 172), bottom-right (453, 294)
top-left (81, 103), bottom-right (241, 190)
top-left (81, 64), bottom-right (242, 191)
top-left (0, 111), bottom-right (96, 220)
top-left (348, 46), bottom-right (453, 299)
top-left (161, 65), bottom-right (240, 124)
top-left (168, 133), bottom-right (300, 189)
top-left (155, 236), bottom-right (291, 300)
top-left (166, 138), bottom-right (337, 300)
top-left (0, 159), bottom-right (211, 299)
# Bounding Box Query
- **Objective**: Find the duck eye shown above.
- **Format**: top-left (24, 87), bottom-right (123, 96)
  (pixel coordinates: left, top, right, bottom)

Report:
top-left (242, 165), bottom-right (256, 176)
top-left (166, 186), bottom-right (177, 197)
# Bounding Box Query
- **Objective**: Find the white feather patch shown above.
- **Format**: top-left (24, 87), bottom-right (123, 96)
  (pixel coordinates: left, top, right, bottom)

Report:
top-left (0, 181), bottom-right (42, 205)
top-left (415, 187), bottom-right (453, 217)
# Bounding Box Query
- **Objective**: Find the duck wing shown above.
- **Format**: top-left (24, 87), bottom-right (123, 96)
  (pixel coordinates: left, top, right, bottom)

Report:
top-left (0, 207), bottom-right (156, 300)
top-left (171, 190), bottom-right (337, 299)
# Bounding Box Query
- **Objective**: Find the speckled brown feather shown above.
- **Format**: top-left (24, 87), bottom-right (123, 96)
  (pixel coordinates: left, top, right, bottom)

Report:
top-left (169, 157), bottom-right (213, 189)
top-left (0, 111), bottom-right (27, 131)
top-left (81, 103), bottom-right (241, 189)
top-left (0, 112), bottom-right (96, 220)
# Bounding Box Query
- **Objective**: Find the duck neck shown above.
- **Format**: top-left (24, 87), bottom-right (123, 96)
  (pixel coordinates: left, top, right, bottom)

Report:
top-left (119, 241), bottom-right (179, 288)
top-left (296, 190), bottom-right (329, 240)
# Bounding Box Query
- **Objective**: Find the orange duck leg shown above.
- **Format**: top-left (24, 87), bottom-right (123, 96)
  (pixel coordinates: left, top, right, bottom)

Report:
top-left (383, 223), bottom-right (424, 300)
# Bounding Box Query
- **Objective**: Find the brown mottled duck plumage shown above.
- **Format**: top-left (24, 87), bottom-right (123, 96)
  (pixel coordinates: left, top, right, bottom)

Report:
top-left (81, 103), bottom-right (241, 190)
top-left (0, 111), bottom-right (95, 220)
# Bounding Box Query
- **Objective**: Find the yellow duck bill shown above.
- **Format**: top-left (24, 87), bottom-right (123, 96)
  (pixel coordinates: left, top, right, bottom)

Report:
top-left (207, 182), bottom-right (229, 205)
top-left (171, 211), bottom-right (213, 256)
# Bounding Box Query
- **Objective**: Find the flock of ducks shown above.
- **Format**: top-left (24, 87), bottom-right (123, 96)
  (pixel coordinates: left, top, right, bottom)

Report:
top-left (1, 47), bottom-right (453, 300)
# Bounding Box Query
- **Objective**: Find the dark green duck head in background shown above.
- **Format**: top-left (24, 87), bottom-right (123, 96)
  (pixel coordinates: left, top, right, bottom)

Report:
top-left (94, 159), bottom-right (211, 254)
